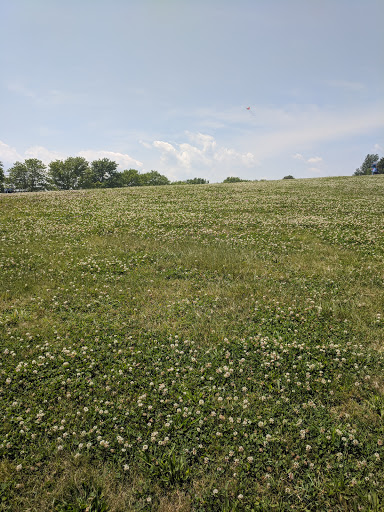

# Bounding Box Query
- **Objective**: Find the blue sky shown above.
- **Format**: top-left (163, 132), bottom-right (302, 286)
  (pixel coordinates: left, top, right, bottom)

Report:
top-left (1, 0), bottom-right (383, 182)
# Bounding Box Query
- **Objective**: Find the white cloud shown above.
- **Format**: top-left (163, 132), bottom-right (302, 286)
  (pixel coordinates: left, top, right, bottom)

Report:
top-left (0, 140), bottom-right (23, 165)
top-left (78, 150), bottom-right (143, 170)
top-left (186, 132), bottom-right (217, 152)
top-left (307, 156), bottom-right (323, 164)
top-left (193, 103), bottom-right (384, 165)
top-left (153, 141), bottom-right (177, 154)
top-left (373, 143), bottom-right (383, 153)
top-left (292, 154), bottom-right (323, 164)
top-left (0, 141), bottom-right (65, 167)
top-left (152, 132), bottom-right (258, 181)
top-left (257, 106), bottom-right (381, 161)
top-left (139, 140), bottom-right (153, 150)
top-left (0, 141), bottom-right (143, 171)
top-left (24, 146), bottom-right (66, 164)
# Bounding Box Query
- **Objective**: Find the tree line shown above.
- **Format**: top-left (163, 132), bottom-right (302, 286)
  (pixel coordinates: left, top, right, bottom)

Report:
top-left (354, 154), bottom-right (384, 175)
top-left (3, 153), bottom-right (380, 192)
top-left (0, 157), bottom-right (174, 192)
top-left (0, 157), bottom-right (259, 193)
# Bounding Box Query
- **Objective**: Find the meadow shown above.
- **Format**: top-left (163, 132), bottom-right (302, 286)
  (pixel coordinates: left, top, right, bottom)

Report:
top-left (0, 176), bottom-right (383, 511)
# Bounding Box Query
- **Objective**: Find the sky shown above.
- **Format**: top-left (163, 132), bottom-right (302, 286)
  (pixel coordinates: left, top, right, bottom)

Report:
top-left (0, 0), bottom-right (383, 182)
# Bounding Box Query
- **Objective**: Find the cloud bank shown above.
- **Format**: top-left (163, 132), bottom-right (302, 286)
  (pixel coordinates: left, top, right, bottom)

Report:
top-left (151, 132), bottom-right (257, 181)
top-left (0, 142), bottom-right (142, 171)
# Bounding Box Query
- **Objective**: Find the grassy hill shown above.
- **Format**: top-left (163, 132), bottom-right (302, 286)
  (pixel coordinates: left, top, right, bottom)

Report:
top-left (1, 176), bottom-right (384, 511)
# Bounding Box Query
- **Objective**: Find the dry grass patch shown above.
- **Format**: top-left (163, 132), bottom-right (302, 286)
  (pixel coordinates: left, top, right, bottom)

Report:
top-left (157, 490), bottom-right (192, 512)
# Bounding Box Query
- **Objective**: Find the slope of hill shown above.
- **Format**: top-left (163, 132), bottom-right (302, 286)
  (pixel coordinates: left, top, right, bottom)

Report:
top-left (1, 176), bottom-right (383, 511)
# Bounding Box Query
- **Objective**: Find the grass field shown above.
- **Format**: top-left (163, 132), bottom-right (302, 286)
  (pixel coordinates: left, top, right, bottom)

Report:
top-left (1, 176), bottom-right (384, 511)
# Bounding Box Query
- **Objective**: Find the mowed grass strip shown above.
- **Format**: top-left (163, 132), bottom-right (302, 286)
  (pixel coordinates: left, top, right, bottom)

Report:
top-left (0, 176), bottom-right (384, 511)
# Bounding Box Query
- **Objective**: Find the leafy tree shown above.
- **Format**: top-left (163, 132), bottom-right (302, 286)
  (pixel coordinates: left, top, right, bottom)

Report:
top-left (354, 154), bottom-right (379, 175)
top-left (376, 157), bottom-right (384, 174)
top-left (90, 158), bottom-right (119, 187)
top-left (76, 158), bottom-right (119, 188)
top-left (186, 177), bottom-right (209, 184)
top-left (48, 157), bottom-right (89, 190)
top-left (223, 177), bottom-right (247, 183)
top-left (78, 168), bottom-right (98, 189)
top-left (120, 169), bottom-right (142, 187)
top-left (0, 161), bottom-right (4, 192)
top-left (139, 171), bottom-right (170, 186)
top-left (8, 159), bottom-right (48, 191)
top-left (283, 175), bottom-right (295, 179)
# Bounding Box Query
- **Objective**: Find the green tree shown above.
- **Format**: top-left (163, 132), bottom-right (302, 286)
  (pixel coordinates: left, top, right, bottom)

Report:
top-left (77, 158), bottom-right (119, 189)
top-left (77, 168), bottom-right (96, 189)
top-left (186, 177), bottom-right (209, 184)
top-left (139, 171), bottom-right (170, 186)
top-left (376, 157), bottom-right (384, 174)
top-left (8, 159), bottom-right (48, 191)
top-left (0, 161), bottom-right (4, 192)
top-left (48, 157), bottom-right (89, 190)
top-left (354, 154), bottom-right (379, 175)
top-left (120, 169), bottom-right (142, 187)
top-left (91, 158), bottom-right (119, 187)
top-left (283, 175), bottom-right (295, 179)
top-left (223, 177), bottom-right (244, 183)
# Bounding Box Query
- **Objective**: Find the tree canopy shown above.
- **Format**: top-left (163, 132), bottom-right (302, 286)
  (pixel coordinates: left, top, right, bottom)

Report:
top-left (3, 158), bottom-right (173, 192)
top-left (223, 177), bottom-right (248, 183)
top-left (0, 161), bottom-right (4, 192)
top-left (8, 159), bottom-right (48, 191)
top-left (3, 151), bottom-right (384, 193)
top-left (354, 154), bottom-right (379, 175)
top-left (139, 171), bottom-right (170, 186)
top-left (376, 157), bottom-right (384, 174)
top-left (49, 157), bottom-right (89, 190)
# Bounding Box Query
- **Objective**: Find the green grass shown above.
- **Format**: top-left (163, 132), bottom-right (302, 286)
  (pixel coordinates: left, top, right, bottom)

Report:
top-left (1, 176), bottom-right (384, 511)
